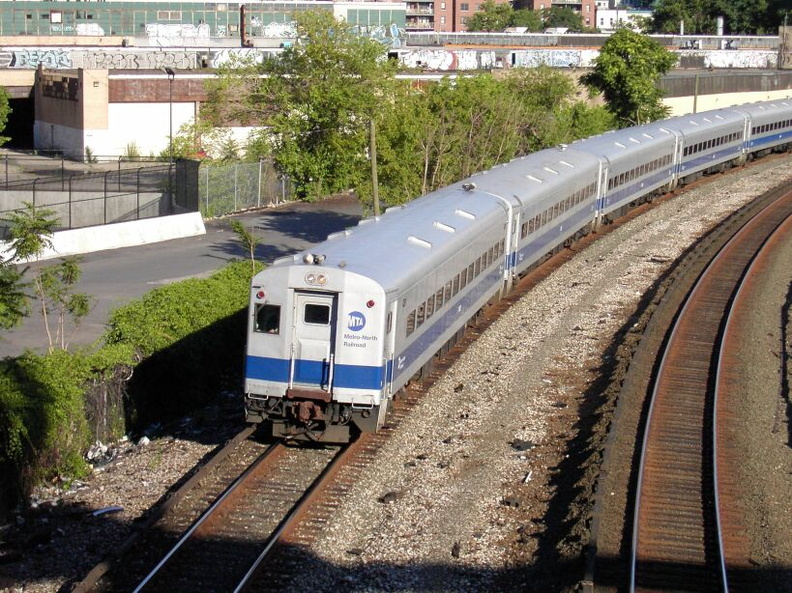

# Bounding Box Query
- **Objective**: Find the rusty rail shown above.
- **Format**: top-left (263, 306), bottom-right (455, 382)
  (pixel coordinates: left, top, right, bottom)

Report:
top-left (630, 189), bottom-right (792, 592)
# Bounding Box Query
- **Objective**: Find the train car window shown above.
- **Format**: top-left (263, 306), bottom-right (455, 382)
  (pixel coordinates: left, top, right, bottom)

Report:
top-left (255, 304), bottom-right (281, 334)
top-left (387, 312), bottom-right (392, 334)
top-left (417, 303), bottom-right (426, 327)
top-left (453, 275), bottom-right (460, 295)
top-left (445, 281), bottom-right (452, 302)
top-left (468, 263), bottom-right (475, 281)
top-left (436, 288), bottom-right (445, 309)
top-left (488, 246), bottom-right (495, 264)
top-left (426, 295), bottom-right (435, 319)
top-left (460, 269), bottom-right (468, 289)
top-left (500, 239), bottom-right (505, 256)
top-left (406, 311), bottom-right (416, 336)
top-left (521, 222), bottom-right (529, 239)
top-left (474, 257), bottom-right (481, 277)
top-left (304, 304), bottom-right (330, 325)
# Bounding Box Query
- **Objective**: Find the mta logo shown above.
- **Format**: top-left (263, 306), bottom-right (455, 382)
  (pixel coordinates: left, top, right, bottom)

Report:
top-left (348, 311), bottom-right (366, 331)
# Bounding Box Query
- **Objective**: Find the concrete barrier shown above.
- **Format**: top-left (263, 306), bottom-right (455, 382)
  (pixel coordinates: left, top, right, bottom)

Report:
top-left (1, 211), bottom-right (206, 263)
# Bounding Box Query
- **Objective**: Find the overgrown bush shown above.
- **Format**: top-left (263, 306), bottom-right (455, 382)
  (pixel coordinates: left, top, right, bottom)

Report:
top-left (0, 346), bottom-right (135, 505)
top-left (104, 260), bottom-right (260, 427)
top-left (0, 260), bottom-right (260, 515)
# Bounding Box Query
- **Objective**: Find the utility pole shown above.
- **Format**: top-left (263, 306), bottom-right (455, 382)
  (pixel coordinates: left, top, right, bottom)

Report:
top-left (370, 119), bottom-right (380, 216)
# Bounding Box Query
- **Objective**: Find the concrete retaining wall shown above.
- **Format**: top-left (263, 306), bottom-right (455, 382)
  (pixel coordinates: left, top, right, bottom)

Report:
top-left (0, 211), bottom-right (206, 262)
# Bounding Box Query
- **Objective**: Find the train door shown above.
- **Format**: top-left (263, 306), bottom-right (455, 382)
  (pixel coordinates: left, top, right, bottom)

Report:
top-left (290, 291), bottom-right (338, 392)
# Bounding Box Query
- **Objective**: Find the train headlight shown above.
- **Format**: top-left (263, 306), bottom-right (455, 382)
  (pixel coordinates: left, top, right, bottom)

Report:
top-left (366, 300), bottom-right (375, 308)
top-left (256, 290), bottom-right (266, 300)
top-left (305, 273), bottom-right (328, 286)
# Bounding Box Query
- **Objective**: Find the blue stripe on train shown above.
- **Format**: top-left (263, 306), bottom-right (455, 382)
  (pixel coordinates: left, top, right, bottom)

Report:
top-left (246, 355), bottom-right (385, 390)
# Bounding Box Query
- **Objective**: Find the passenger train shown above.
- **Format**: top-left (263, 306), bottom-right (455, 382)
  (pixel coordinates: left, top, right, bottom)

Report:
top-left (243, 98), bottom-right (792, 442)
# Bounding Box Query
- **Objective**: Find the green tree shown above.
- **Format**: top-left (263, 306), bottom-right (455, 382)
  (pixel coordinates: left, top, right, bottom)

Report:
top-left (467, 1), bottom-right (543, 32)
top-left (543, 6), bottom-right (586, 31)
top-left (0, 86), bottom-right (11, 147)
top-left (466, 0), bottom-right (514, 32)
top-left (230, 219), bottom-right (259, 274)
top-left (206, 10), bottom-right (396, 201)
top-left (649, 0), bottom-right (779, 34)
top-left (582, 29), bottom-right (677, 127)
top-left (512, 9), bottom-right (543, 31)
top-left (649, 0), bottom-right (712, 34)
top-left (2, 203), bottom-right (93, 352)
top-left (0, 265), bottom-right (28, 330)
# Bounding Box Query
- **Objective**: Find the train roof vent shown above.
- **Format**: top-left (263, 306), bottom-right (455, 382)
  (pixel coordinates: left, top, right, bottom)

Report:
top-left (454, 208), bottom-right (476, 220)
top-left (614, 142), bottom-right (626, 148)
top-left (689, 120), bottom-right (700, 126)
top-left (527, 175), bottom-right (543, 183)
top-left (559, 160), bottom-right (574, 168)
top-left (628, 137), bottom-right (641, 144)
top-left (407, 236), bottom-right (432, 249)
top-left (641, 133), bottom-right (654, 139)
top-left (543, 166), bottom-right (558, 175)
top-left (702, 117), bottom-right (713, 123)
top-left (433, 221), bottom-right (456, 233)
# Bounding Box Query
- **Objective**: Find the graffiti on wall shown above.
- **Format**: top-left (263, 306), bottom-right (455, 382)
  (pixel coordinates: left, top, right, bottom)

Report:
top-left (145, 23), bottom-right (212, 41)
top-left (0, 48), bottom-right (73, 69)
top-left (0, 46), bottom-right (780, 72)
top-left (78, 51), bottom-right (199, 70)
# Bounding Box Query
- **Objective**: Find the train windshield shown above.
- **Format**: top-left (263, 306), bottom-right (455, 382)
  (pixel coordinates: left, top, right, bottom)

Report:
top-left (255, 304), bottom-right (280, 334)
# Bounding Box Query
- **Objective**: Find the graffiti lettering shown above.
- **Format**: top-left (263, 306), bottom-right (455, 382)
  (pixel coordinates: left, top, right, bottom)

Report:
top-left (12, 49), bottom-right (72, 69)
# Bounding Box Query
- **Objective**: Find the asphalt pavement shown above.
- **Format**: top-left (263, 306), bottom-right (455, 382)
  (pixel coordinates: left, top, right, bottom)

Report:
top-left (0, 195), bottom-right (363, 358)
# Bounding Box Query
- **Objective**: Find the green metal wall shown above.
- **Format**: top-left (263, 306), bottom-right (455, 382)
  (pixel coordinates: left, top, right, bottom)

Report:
top-left (0, 2), bottom-right (404, 38)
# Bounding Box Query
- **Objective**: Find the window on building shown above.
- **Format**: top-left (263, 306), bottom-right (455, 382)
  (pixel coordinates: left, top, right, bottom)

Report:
top-left (440, 2), bottom-right (446, 8)
top-left (440, 15), bottom-right (446, 23)
top-left (461, 3), bottom-right (469, 10)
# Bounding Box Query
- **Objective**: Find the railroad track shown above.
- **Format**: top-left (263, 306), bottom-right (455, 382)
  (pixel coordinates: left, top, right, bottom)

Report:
top-left (629, 188), bottom-right (792, 592)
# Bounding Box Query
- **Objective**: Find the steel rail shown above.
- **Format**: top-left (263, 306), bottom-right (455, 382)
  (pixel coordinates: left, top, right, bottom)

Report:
top-left (131, 442), bottom-right (282, 592)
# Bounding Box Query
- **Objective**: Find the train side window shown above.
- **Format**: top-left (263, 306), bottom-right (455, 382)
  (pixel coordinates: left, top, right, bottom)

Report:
top-left (460, 268), bottom-right (468, 289)
top-left (436, 287), bottom-right (445, 309)
top-left (445, 281), bottom-right (452, 302)
top-left (305, 304), bottom-right (330, 325)
top-left (474, 257), bottom-right (481, 277)
top-left (488, 246), bottom-right (494, 264)
top-left (417, 303), bottom-right (426, 327)
top-left (255, 304), bottom-right (281, 334)
top-left (468, 263), bottom-right (475, 280)
top-left (426, 295), bottom-right (435, 319)
top-left (453, 275), bottom-right (460, 295)
top-left (387, 312), bottom-right (392, 334)
top-left (521, 221), bottom-right (529, 239)
top-left (406, 311), bottom-right (416, 336)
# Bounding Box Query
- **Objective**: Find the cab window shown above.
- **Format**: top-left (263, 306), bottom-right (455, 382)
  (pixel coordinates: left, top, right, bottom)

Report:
top-left (255, 304), bottom-right (281, 334)
top-left (305, 303), bottom-right (330, 325)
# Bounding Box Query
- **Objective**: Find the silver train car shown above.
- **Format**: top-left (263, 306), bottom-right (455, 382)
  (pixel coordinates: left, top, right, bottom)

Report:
top-left (244, 98), bottom-right (792, 442)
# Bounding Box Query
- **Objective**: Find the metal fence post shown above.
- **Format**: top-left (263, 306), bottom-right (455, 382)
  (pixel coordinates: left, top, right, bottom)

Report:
top-left (137, 167), bottom-right (141, 220)
top-left (68, 173), bottom-right (73, 229)
top-left (257, 158), bottom-right (263, 208)
top-left (104, 170), bottom-right (109, 225)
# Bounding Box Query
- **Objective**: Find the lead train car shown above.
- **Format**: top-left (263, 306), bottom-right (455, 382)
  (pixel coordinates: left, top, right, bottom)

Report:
top-left (244, 183), bottom-right (516, 441)
top-left (244, 98), bottom-right (792, 442)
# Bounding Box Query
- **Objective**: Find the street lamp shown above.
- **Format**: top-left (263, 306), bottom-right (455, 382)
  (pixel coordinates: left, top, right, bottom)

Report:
top-left (163, 67), bottom-right (175, 164)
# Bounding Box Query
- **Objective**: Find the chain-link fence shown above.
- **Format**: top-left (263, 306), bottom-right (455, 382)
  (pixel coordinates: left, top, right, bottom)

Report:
top-left (198, 160), bottom-right (293, 218)
top-left (0, 160), bottom-right (200, 240)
